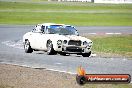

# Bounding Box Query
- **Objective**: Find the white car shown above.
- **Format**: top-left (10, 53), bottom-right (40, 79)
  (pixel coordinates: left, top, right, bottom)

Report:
top-left (23, 23), bottom-right (93, 57)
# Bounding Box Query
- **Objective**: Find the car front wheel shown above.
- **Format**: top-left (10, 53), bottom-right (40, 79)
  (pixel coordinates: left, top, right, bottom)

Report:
top-left (24, 40), bottom-right (33, 53)
top-left (47, 41), bottom-right (56, 55)
top-left (82, 51), bottom-right (91, 57)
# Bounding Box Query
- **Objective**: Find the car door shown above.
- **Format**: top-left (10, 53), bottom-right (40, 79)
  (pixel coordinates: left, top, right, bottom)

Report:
top-left (39, 26), bottom-right (49, 50)
top-left (28, 30), bottom-right (39, 49)
top-left (28, 25), bottom-right (43, 50)
top-left (34, 25), bottom-right (48, 50)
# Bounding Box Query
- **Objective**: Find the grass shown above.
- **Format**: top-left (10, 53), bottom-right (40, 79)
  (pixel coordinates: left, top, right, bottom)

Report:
top-left (86, 35), bottom-right (132, 58)
top-left (0, 1), bottom-right (132, 11)
top-left (0, 12), bottom-right (131, 26)
top-left (0, 1), bottom-right (132, 26)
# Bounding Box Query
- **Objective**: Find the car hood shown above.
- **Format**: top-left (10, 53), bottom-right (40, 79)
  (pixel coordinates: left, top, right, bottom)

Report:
top-left (66, 35), bottom-right (91, 41)
top-left (49, 34), bottom-right (92, 42)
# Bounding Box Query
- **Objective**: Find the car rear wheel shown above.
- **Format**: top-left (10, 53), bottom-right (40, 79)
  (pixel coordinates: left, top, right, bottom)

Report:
top-left (24, 40), bottom-right (33, 53)
top-left (82, 51), bottom-right (91, 57)
top-left (47, 40), bottom-right (56, 55)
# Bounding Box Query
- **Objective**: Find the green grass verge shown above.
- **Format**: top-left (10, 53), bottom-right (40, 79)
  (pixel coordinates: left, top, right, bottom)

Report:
top-left (0, 1), bottom-right (132, 26)
top-left (0, 1), bottom-right (132, 11)
top-left (0, 12), bottom-right (131, 26)
top-left (86, 35), bottom-right (132, 57)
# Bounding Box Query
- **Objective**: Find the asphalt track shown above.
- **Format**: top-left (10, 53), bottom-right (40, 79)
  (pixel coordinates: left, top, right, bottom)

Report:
top-left (0, 25), bottom-right (132, 77)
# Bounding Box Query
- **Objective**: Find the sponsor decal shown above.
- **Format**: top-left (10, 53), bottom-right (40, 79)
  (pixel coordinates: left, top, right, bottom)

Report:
top-left (76, 66), bottom-right (131, 85)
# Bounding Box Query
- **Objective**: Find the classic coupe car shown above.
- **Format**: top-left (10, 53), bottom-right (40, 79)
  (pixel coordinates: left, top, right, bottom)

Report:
top-left (23, 23), bottom-right (93, 57)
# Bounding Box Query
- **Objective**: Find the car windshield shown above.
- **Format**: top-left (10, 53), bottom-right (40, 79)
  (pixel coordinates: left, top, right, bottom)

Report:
top-left (48, 25), bottom-right (79, 35)
top-left (48, 25), bottom-right (62, 29)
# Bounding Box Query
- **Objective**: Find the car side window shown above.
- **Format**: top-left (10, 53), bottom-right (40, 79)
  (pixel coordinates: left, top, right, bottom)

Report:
top-left (32, 28), bottom-right (36, 32)
top-left (45, 26), bottom-right (49, 34)
top-left (32, 25), bottom-right (38, 33)
top-left (32, 25), bottom-right (44, 33)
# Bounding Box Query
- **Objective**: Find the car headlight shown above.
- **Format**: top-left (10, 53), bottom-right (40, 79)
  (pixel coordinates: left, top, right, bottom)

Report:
top-left (63, 40), bottom-right (67, 44)
top-left (88, 42), bottom-right (93, 47)
top-left (88, 42), bottom-right (93, 45)
top-left (83, 41), bottom-right (88, 45)
top-left (57, 40), bottom-right (62, 45)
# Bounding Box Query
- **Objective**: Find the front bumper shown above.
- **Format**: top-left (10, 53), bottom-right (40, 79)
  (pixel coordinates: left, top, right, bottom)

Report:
top-left (56, 45), bottom-right (91, 54)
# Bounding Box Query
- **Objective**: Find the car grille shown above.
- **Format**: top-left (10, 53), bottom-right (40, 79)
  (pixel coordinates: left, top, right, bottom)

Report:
top-left (68, 40), bottom-right (81, 46)
top-left (66, 47), bottom-right (82, 52)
